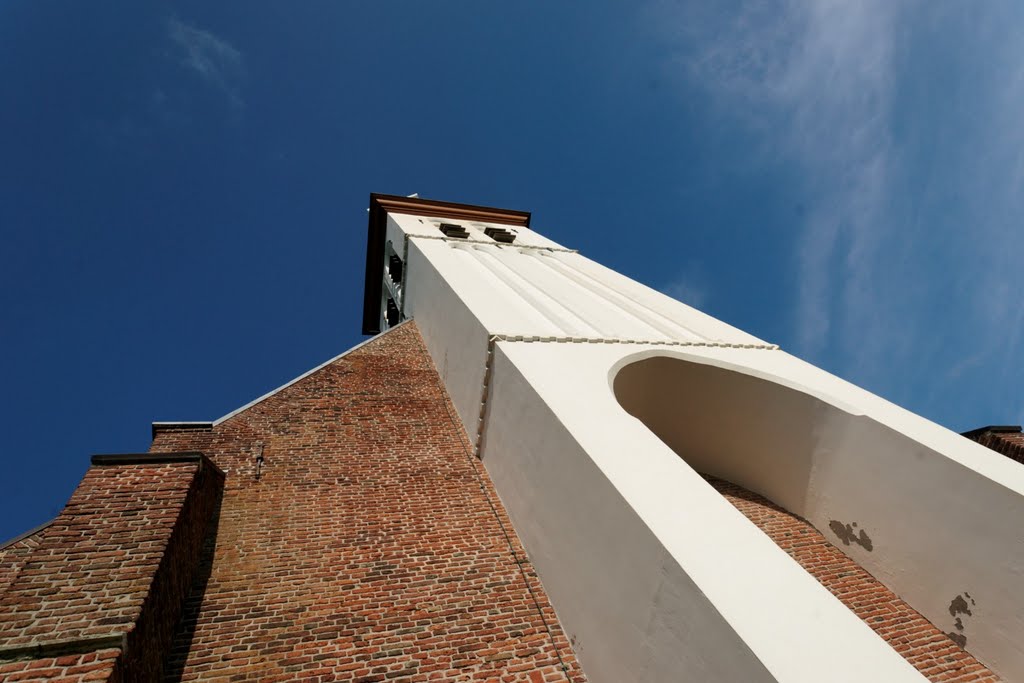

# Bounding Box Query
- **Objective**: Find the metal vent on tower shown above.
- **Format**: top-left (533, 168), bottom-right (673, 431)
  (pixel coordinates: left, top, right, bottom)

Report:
top-left (385, 297), bottom-right (400, 327)
top-left (484, 227), bottom-right (516, 244)
top-left (388, 254), bottom-right (403, 284)
top-left (438, 223), bottom-right (469, 239)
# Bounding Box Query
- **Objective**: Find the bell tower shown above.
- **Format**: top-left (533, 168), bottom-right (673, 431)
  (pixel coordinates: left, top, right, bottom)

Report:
top-left (363, 193), bottom-right (1024, 683)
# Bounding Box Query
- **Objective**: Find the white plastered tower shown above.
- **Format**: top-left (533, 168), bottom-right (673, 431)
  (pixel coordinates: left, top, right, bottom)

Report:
top-left (362, 194), bottom-right (1024, 682)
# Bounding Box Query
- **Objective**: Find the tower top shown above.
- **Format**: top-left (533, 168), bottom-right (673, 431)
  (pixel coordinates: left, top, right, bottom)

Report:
top-left (355, 191), bottom-right (1024, 680)
top-left (362, 193), bottom-right (531, 334)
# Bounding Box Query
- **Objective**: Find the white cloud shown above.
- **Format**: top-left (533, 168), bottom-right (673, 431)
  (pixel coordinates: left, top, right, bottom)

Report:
top-left (652, 2), bottom-right (1024, 425)
top-left (167, 18), bottom-right (245, 107)
top-left (661, 275), bottom-right (707, 309)
top-left (959, 18), bottom-right (1024, 383)
top-left (673, 1), bottom-right (899, 361)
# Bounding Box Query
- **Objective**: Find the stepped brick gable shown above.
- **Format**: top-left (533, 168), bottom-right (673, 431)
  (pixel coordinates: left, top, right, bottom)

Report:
top-left (149, 321), bottom-right (585, 682)
top-left (0, 454), bottom-right (223, 681)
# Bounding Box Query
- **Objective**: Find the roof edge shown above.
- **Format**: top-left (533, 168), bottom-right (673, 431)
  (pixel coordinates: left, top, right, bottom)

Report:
top-left (151, 421), bottom-right (214, 440)
top-left (90, 452), bottom-right (207, 466)
top-left (213, 319), bottom-right (416, 426)
top-left (151, 321), bottom-right (417, 433)
top-left (961, 425), bottom-right (1022, 439)
top-left (0, 518), bottom-right (56, 552)
top-left (362, 193), bottom-right (531, 334)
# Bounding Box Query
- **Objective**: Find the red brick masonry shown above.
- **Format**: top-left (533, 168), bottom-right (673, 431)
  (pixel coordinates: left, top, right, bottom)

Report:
top-left (963, 426), bottom-right (1024, 467)
top-left (0, 453), bottom-right (224, 682)
top-left (12, 316), bottom-right (1006, 681)
top-left (706, 475), bottom-right (999, 682)
top-left (0, 526), bottom-right (49, 602)
top-left (149, 322), bottom-right (585, 682)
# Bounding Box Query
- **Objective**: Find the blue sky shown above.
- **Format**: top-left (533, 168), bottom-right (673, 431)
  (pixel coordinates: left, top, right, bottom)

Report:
top-left (2, 1), bottom-right (1022, 542)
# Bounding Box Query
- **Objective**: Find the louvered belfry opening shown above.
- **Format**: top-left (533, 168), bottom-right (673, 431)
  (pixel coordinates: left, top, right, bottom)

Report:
top-left (385, 297), bottom-right (400, 327)
top-left (388, 254), bottom-right (403, 284)
top-left (438, 222), bottom-right (469, 238)
top-left (484, 226), bottom-right (516, 243)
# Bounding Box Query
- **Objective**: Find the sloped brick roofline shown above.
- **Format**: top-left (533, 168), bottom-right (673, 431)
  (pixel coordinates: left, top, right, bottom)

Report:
top-left (150, 321), bottom-right (586, 681)
top-left (962, 424), bottom-right (1024, 466)
top-left (362, 193), bottom-right (531, 334)
top-left (961, 425), bottom-right (1022, 439)
top-left (0, 519), bottom-right (54, 552)
top-left (150, 321), bottom-right (419, 440)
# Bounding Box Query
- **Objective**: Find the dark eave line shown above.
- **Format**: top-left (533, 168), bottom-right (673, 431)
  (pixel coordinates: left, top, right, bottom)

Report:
top-left (961, 425), bottom-right (1022, 439)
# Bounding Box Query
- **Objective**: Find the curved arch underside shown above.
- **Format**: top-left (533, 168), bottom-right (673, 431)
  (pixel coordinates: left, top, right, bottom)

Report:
top-left (705, 475), bottom-right (996, 681)
top-left (613, 353), bottom-right (1014, 681)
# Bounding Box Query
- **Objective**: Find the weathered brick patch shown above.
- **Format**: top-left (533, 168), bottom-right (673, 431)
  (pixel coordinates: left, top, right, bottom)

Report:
top-left (705, 475), bottom-right (999, 682)
top-left (151, 322), bottom-right (585, 682)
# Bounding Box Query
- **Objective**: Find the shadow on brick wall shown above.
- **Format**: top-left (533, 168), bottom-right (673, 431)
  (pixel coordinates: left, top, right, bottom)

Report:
top-left (162, 493), bottom-right (223, 682)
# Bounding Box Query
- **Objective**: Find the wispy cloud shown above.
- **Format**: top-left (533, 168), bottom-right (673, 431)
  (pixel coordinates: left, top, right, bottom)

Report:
top-left (652, 1), bottom-right (1024, 426)
top-left (674, 1), bottom-right (899, 361)
top-left (662, 274), bottom-right (708, 309)
top-left (958, 15), bottom-right (1024, 396)
top-left (167, 18), bottom-right (245, 108)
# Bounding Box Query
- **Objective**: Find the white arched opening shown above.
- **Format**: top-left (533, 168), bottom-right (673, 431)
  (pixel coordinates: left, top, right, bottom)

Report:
top-left (614, 354), bottom-right (827, 519)
top-left (612, 352), bottom-right (1023, 679)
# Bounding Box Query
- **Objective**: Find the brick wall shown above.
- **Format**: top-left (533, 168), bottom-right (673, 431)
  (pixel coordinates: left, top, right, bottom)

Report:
top-left (706, 475), bottom-right (999, 682)
top-left (0, 524), bottom-right (51, 599)
top-left (0, 649), bottom-right (122, 682)
top-left (117, 455), bottom-right (224, 681)
top-left (150, 321), bottom-right (585, 682)
top-left (963, 426), bottom-right (1024, 466)
top-left (0, 454), bottom-right (223, 682)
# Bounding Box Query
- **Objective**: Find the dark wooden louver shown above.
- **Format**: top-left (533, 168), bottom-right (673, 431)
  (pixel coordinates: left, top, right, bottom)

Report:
top-left (484, 227), bottom-right (516, 244)
top-left (385, 298), bottom-right (400, 326)
top-left (438, 223), bottom-right (470, 238)
top-left (388, 254), bottom-right (403, 284)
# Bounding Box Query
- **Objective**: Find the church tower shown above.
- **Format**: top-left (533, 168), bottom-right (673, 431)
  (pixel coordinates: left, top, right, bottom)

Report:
top-left (0, 194), bottom-right (1021, 682)
top-left (362, 194), bottom-right (1024, 682)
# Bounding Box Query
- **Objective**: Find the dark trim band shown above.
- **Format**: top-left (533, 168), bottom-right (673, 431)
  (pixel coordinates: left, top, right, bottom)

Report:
top-left (151, 421), bottom-right (214, 440)
top-left (90, 452), bottom-right (206, 466)
top-left (961, 425), bottom-right (1022, 439)
top-left (0, 633), bottom-right (126, 661)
